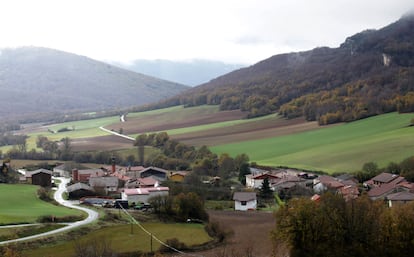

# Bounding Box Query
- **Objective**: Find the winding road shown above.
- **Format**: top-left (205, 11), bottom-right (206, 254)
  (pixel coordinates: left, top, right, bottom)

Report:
top-left (0, 177), bottom-right (99, 245)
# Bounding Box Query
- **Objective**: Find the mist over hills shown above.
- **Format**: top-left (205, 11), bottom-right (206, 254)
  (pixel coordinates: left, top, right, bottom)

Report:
top-left (112, 59), bottom-right (245, 86)
top-left (0, 47), bottom-right (189, 121)
top-left (158, 14), bottom-right (414, 124)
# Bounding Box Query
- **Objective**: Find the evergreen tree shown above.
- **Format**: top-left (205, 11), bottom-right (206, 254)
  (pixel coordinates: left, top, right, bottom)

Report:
top-left (259, 177), bottom-right (273, 199)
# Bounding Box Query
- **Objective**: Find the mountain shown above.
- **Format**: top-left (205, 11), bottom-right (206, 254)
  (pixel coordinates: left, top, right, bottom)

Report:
top-left (0, 47), bottom-right (189, 121)
top-left (158, 14), bottom-right (414, 124)
top-left (112, 59), bottom-right (245, 86)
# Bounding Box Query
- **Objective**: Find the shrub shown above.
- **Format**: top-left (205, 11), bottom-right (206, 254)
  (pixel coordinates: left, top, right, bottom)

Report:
top-left (158, 238), bottom-right (188, 253)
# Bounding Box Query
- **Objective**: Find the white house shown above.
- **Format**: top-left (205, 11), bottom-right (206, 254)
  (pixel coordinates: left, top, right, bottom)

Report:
top-left (246, 172), bottom-right (280, 189)
top-left (121, 187), bottom-right (169, 204)
top-left (233, 192), bottom-right (257, 211)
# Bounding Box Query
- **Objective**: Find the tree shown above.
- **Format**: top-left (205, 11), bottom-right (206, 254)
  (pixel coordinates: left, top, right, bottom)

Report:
top-left (238, 162), bottom-right (250, 185)
top-left (175, 192), bottom-right (208, 222)
top-left (259, 177), bottom-right (273, 199)
top-left (59, 137), bottom-right (73, 161)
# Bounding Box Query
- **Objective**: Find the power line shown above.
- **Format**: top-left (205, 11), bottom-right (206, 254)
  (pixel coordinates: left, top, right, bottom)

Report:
top-left (118, 205), bottom-right (204, 257)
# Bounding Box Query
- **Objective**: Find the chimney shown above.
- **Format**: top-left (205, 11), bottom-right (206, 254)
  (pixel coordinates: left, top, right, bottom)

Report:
top-left (72, 169), bottom-right (79, 182)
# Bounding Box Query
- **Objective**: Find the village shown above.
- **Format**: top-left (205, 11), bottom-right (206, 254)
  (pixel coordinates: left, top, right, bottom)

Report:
top-left (19, 160), bottom-right (414, 212)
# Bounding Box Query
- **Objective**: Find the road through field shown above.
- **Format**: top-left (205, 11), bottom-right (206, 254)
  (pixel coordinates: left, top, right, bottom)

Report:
top-left (0, 177), bottom-right (99, 245)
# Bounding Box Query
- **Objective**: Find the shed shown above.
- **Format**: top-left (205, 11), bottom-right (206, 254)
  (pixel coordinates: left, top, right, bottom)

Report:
top-left (233, 192), bottom-right (257, 211)
top-left (25, 169), bottom-right (53, 187)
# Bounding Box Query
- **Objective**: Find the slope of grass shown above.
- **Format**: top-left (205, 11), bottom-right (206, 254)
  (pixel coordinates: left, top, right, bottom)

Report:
top-left (0, 184), bottom-right (84, 224)
top-left (211, 113), bottom-right (414, 173)
top-left (24, 223), bottom-right (212, 257)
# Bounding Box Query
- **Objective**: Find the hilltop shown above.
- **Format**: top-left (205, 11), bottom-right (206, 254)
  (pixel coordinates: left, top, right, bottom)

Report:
top-left (0, 47), bottom-right (189, 121)
top-left (157, 14), bottom-right (414, 124)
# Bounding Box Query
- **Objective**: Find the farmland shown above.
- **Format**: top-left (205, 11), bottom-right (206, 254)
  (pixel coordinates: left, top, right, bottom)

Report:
top-left (11, 105), bottom-right (414, 173)
top-left (0, 184), bottom-right (84, 224)
top-left (23, 223), bottom-right (213, 257)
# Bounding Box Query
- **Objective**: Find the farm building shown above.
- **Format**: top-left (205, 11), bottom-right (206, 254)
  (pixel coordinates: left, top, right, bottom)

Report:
top-left (25, 169), bottom-right (53, 187)
top-left (233, 192), bottom-right (257, 211)
top-left (66, 182), bottom-right (95, 199)
top-left (139, 166), bottom-right (168, 181)
top-left (125, 177), bottom-right (159, 188)
top-left (89, 176), bottom-right (119, 194)
top-left (72, 168), bottom-right (105, 183)
top-left (121, 187), bottom-right (169, 204)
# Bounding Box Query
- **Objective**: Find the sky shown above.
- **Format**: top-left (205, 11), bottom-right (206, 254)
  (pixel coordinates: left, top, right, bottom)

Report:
top-left (0, 0), bottom-right (413, 65)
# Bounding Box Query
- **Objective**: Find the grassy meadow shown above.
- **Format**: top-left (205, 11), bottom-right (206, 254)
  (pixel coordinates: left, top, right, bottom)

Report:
top-left (0, 184), bottom-right (84, 224)
top-left (23, 223), bottom-right (213, 257)
top-left (3, 105), bottom-right (413, 174)
top-left (211, 112), bottom-right (414, 173)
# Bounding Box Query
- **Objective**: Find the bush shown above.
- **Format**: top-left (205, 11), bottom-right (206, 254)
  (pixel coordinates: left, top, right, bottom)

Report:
top-left (158, 238), bottom-right (188, 253)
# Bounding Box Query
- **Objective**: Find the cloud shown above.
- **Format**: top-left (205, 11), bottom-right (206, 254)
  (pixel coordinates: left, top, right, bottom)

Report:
top-left (0, 0), bottom-right (413, 64)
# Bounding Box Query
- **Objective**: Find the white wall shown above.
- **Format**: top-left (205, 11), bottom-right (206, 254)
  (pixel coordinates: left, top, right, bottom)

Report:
top-left (234, 199), bottom-right (257, 211)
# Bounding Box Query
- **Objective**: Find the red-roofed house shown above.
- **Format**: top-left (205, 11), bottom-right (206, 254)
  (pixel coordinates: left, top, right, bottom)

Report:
top-left (246, 172), bottom-right (281, 189)
top-left (386, 191), bottom-right (414, 207)
top-left (313, 175), bottom-right (345, 194)
top-left (125, 177), bottom-right (159, 188)
top-left (121, 187), bottom-right (169, 204)
top-left (72, 169), bottom-right (105, 183)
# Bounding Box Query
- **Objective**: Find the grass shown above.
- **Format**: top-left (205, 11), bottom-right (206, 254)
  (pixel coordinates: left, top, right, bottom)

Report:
top-left (0, 184), bottom-right (84, 224)
top-left (211, 113), bottom-right (414, 173)
top-left (23, 223), bottom-right (213, 257)
top-left (0, 224), bottom-right (65, 241)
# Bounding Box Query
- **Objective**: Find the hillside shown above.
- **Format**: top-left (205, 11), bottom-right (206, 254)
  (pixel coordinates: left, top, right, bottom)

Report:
top-left (0, 47), bottom-right (189, 121)
top-left (158, 13), bottom-right (414, 124)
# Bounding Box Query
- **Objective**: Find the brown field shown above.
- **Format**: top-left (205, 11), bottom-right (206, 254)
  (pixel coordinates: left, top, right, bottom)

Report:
top-left (173, 117), bottom-right (320, 147)
top-left (70, 135), bottom-right (134, 152)
top-left (106, 109), bottom-right (247, 134)
top-left (196, 210), bottom-right (275, 257)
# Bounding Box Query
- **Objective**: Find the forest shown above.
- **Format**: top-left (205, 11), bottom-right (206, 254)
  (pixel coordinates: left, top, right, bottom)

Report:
top-left (140, 14), bottom-right (414, 125)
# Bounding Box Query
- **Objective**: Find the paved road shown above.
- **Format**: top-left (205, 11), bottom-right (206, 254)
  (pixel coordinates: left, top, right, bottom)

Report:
top-left (0, 177), bottom-right (99, 245)
top-left (99, 126), bottom-right (135, 141)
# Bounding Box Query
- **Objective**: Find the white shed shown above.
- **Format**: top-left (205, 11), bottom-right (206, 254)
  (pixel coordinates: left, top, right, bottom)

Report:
top-left (233, 192), bottom-right (257, 211)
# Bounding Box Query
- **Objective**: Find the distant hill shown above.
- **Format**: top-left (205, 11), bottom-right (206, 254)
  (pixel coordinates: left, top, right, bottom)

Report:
top-left (0, 47), bottom-right (189, 121)
top-left (158, 13), bottom-right (414, 124)
top-left (112, 59), bottom-right (245, 86)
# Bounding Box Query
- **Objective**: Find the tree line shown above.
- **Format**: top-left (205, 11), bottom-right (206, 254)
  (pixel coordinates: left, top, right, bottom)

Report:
top-left (272, 193), bottom-right (414, 257)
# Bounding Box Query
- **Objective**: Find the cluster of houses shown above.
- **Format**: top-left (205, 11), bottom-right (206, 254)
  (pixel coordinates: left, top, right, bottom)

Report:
top-left (233, 168), bottom-right (414, 211)
top-left (19, 163), bottom-right (414, 212)
top-left (21, 163), bottom-right (188, 206)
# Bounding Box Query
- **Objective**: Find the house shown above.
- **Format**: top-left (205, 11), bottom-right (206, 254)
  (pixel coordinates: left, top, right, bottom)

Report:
top-left (338, 185), bottom-right (359, 201)
top-left (246, 172), bottom-right (281, 189)
top-left (121, 187), bottom-right (169, 204)
top-left (313, 175), bottom-right (345, 194)
top-left (386, 191), bottom-right (414, 207)
top-left (139, 166), bottom-right (168, 181)
top-left (72, 169), bottom-right (105, 183)
top-left (233, 192), bottom-right (257, 211)
top-left (89, 176), bottom-right (119, 194)
top-left (169, 171), bottom-right (188, 182)
top-left (53, 163), bottom-right (69, 177)
top-left (25, 169), bottom-right (53, 187)
top-left (367, 178), bottom-right (408, 200)
top-left (66, 182), bottom-right (95, 199)
top-left (364, 172), bottom-right (401, 188)
top-left (125, 177), bottom-right (159, 188)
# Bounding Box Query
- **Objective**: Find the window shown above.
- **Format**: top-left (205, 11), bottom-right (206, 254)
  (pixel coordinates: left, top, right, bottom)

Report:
top-left (241, 201), bottom-right (247, 206)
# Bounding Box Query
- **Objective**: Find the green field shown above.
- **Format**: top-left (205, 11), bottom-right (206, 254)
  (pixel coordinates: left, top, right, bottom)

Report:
top-left (0, 184), bottom-right (84, 224)
top-left (24, 223), bottom-right (213, 257)
top-left (211, 113), bottom-right (414, 173)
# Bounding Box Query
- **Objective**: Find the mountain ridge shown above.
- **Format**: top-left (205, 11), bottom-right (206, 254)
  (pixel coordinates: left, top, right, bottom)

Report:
top-left (0, 46), bottom-right (189, 121)
top-left (155, 14), bottom-right (414, 124)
